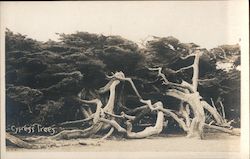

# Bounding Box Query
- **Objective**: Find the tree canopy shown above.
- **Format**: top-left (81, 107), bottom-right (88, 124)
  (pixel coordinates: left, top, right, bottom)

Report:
top-left (5, 29), bottom-right (240, 130)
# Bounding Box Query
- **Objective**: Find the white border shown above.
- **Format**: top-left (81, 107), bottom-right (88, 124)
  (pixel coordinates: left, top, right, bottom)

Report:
top-left (0, 2), bottom-right (6, 159)
top-left (239, 0), bottom-right (249, 158)
top-left (0, 1), bottom-right (249, 159)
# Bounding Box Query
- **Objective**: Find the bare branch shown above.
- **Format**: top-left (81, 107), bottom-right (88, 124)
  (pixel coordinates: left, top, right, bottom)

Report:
top-left (163, 80), bottom-right (194, 93)
top-left (208, 120), bottom-right (215, 125)
top-left (147, 67), bottom-right (162, 71)
top-left (79, 99), bottom-right (102, 106)
top-left (165, 89), bottom-right (188, 102)
top-left (210, 98), bottom-right (216, 109)
top-left (6, 133), bottom-right (42, 149)
top-left (126, 110), bottom-right (164, 139)
top-left (123, 78), bottom-right (142, 99)
top-left (174, 65), bottom-right (193, 73)
top-left (139, 99), bottom-right (152, 108)
top-left (191, 50), bottom-right (201, 91)
top-left (198, 78), bottom-right (216, 82)
top-left (98, 79), bottom-right (116, 94)
top-left (106, 74), bottom-right (115, 79)
top-left (147, 67), bottom-right (169, 83)
top-left (58, 116), bottom-right (94, 126)
top-left (147, 67), bottom-right (194, 93)
top-left (100, 127), bottom-right (114, 141)
top-left (219, 101), bottom-right (226, 119)
top-left (126, 105), bottom-right (148, 114)
top-left (152, 106), bottom-right (189, 132)
top-left (104, 111), bottom-right (136, 121)
top-left (99, 118), bottom-right (127, 133)
top-left (180, 53), bottom-right (196, 60)
top-left (80, 107), bottom-right (91, 118)
top-left (180, 104), bottom-right (191, 127)
top-left (201, 101), bottom-right (224, 125)
top-left (204, 124), bottom-right (240, 136)
top-left (121, 112), bottom-right (136, 121)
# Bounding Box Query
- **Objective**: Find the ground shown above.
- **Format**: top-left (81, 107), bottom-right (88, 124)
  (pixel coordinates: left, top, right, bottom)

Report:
top-left (7, 132), bottom-right (240, 152)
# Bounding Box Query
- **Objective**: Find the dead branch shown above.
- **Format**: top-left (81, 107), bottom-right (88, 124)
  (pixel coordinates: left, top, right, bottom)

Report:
top-left (100, 127), bottom-right (115, 141)
top-left (201, 101), bottom-right (224, 125)
top-left (120, 112), bottom-right (136, 121)
top-left (204, 124), bottom-right (240, 136)
top-left (180, 103), bottom-right (191, 127)
top-left (58, 116), bottom-right (93, 126)
top-left (174, 65), bottom-right (194, 73)
top-left (210, 98), bottom-right (216, 109)
top-left (165, 89), bottom-right (189, 102)
top-left (161, 108), bottom-right (189, 132)
top-left (126, 110), bottom-right (164, 139)
top-left (191, 50), bottom-right (201, 91)
top-left (219, 101), bottom-right (226, 119)
top-left (6, 133), bottom-right (42, 149)
top-left (147, 67), bottom-right (169, 83)
top-left (198, 78), bottom-right (216, 82)
top-left (148, 67), bottom-right (194, 93)
top-left (121, 77), bottom-right (142, 99)
top-left (99, 118), bottom-right (127, 133)
top-left (126, 105), bottom-right (148, 114)
top-left (180, 53), bottom-right (196, 59)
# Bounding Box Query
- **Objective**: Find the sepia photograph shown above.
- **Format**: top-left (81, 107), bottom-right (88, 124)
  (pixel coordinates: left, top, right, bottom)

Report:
top-left (0, 1), bottom-right (249, 159)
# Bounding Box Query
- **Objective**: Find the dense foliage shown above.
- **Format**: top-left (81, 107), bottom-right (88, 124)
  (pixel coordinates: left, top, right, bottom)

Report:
top-left (5, 29), bottom-right (241, 130)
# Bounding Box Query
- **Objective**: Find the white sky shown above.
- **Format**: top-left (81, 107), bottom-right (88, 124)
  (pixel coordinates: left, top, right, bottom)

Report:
top-left (1, 1), bottom-right (245, 49)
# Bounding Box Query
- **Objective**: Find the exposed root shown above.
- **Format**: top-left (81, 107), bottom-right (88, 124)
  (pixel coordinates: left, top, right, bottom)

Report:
top-left (204, 124), bottom-right (240, 136)
top-left (6, 68), bottom-right (240, 149)
top-left (6, 133), bottom-right (42, 149)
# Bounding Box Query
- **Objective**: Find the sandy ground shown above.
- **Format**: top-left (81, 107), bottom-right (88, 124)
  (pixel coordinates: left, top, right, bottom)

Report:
top-left (7, 133), bottom-right (240, 152)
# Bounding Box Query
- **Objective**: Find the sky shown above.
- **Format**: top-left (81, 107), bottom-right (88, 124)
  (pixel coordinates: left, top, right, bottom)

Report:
top-left (1, 1), bottom-right (246, 49)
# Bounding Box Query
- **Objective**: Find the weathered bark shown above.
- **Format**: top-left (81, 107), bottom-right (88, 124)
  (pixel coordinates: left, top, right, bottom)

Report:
top-left (6, 133), bottom-right (42, 149)
top-left (179, 103), bottom-right (191, 127)
top-left (126, 101), bottom-right (164, 139)
top-left (185, 51), bottom-right (205, 138)
top-left (166, 90), bottom-right (205, 137)
top-left (101, 80), bottom-right (120, 113)
top-left (51, 126), bottom-right (96, 140)
top-left (126, 111), bottom-right (164, 139)
top-left (157, 107), bottom-right (189, 132)
top-left (31, 77), bottom-right (121, 143)
top-left (46, 78), bottom-right (121, 141)
top-left (191, 50), bottom-right (201, 91)
top-left (7, 132), bottom-right (101, 148)
top-left (204, 124), bottom-right (240, 136)
top-left (149, 50), bottom-right (237, 139)
top-left (100, 127), bottom-right (115, 141)
top-left (104, 111), bottom-right (135, 121)
top-left (132, 107), bottom-right (151, 123)
top-left (107, 72), bottom-right (142, 99)
top-left (126, 105), bottom-right (148, 114)
top-left (202, 101), bottom-right (224, 125)
top-left (99, 118), bottom-right (127, 133)
top-left (150, 50), bottom-right (206, 139)
top-left (6, 68), bottom-right (239, 148)
top-left (51, 99), bottom-right (104, 140)
top-left (80, 107), bottom-right (91, 118)
top-left (97, 100), bottom-right (165, 139)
